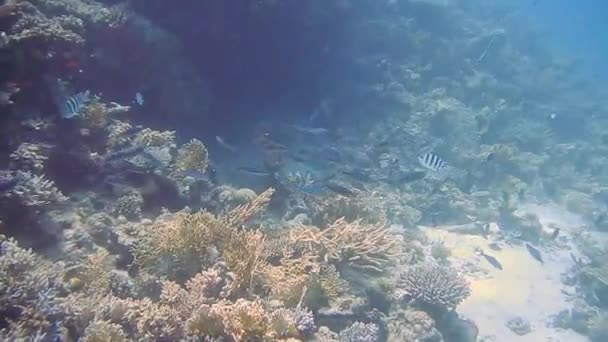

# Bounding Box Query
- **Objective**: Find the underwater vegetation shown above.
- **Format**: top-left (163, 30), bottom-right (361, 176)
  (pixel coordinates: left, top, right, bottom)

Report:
top-left (0, 0), bottom-right (608, 341)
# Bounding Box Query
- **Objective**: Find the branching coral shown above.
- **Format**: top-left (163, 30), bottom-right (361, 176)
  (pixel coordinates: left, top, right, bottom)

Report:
top-left (134, 188), bottom-right (274, 288)
top-left (106, 120), bottom-right (134, 149)
top-left (133, 128), bottom-right (176, 148)
top-left (175, 138), bottom-right (209, 173)
top-left (338, 322), bottom-right (379, 342)
top-left (290, 217), bottom-right (403, 272)
top-left (9, 142), bottom-right (49, 172)
top-left (113, 191), bottom-right (144, 219)
top-left (10, 171), bottom-right (67, 207)
top-left (80, 96), bottom-right (131, 129)
top-left (16, 0), bottom-right (131, 31)
top-left (386, 308), bottom-right (441, 342)
top-left (62, 267), bottom-right (315, 340)
top-left (398, 261), bottom-right (471, 312)
top-left (307, 192), bottom-right (388, 226)
top-left (9, 2), bottom-right (84, 43)
top-left (78, 249), bottom-right (113, 295)
top-left (262, 249), bottom-right (320, 306)
top-left (0, 236), bottom-right (64, 339)
top-left (81, 319), bottom-right (128, 342)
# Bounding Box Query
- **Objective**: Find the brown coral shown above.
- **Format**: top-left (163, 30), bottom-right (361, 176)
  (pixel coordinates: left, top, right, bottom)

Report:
top-left (175, 138), bottom-right (209, 173)
top-left (133, 128), bottom-right (176, 147)
top-left (290, 217), bottom-right (404, 272)
top-left (134, 189), bottom-right (274, 288)
top-left (0, 236), bottom-right (65, 338)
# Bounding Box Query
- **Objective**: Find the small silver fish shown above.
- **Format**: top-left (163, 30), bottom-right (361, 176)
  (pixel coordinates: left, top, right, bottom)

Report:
top-left (418, 152), bottom-right (447, 171)
top-left (60, 90), bottom-right (90, 118)
top-left (525, 243), bottom-right (544, 264)
top-left (292, 124), bottom-right (329, 135)
top-left (215, 136), bottom-right (237, 152)
top-left (237, 167), bottom-right (273, 177)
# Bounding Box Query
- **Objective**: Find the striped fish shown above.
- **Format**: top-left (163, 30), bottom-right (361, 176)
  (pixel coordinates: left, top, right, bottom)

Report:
top-left (60, 90), bottom-right (90, 118)
top-left (418, 152), bottom-right (447, 171)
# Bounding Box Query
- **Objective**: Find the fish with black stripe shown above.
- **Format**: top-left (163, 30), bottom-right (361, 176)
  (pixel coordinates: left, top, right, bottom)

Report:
top-left (60, 90), bottom-right (90, 119)
top-left (418, 152), bottom-right (448, 171)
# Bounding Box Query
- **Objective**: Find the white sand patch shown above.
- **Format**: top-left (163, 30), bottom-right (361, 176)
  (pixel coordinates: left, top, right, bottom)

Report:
top-left (422, 203), bottom-right (590, 341)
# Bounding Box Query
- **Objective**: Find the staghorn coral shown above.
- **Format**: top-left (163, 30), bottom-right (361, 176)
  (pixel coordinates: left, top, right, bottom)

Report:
top-left (81, 319), bottom-right (128, 342)
top-left (220, 227), bottom-right (267, 292)
top-left (134, 189), bottom-right (274, 286)
top-left (223, 299), bottom-right (268, 340)
top-left (175, 138), bottom-right (209, 173)
top-left (63, 282), bottom-right (313, 340)
top-left (133, 210), bottom-right (225, 281)
top-left (133, 128), bottom-right (176, 147)
top-left (290, 217), bottom-right (403, 272)
top-left (10, 170), bottom-right (67, 207)
top-left (398, 261), bottom-right (471, 312)
top-left (113, 191), bottom-right (144, 219)
top-left (78, 249), bottom-right (113, 295)
top-left (307, 192), bottom-right (388, 227)
top-left (0, 236), bottom-right (64, 339)
top-left (9, 142), bottom-right (49, 173)
top-left (106, 120), bottom-right (134, 149)
top-left (262, 249), bottom-right (320, 306)
top-left (338, 322), bottom-right (379, 342)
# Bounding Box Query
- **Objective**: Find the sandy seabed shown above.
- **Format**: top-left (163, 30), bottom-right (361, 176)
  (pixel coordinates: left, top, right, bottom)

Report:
top-left (424, 203), bottom-right (591, 341)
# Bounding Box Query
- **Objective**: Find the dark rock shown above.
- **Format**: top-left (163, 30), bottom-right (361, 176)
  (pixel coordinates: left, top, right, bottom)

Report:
top-left (505, 316), bottom-right (531, 335)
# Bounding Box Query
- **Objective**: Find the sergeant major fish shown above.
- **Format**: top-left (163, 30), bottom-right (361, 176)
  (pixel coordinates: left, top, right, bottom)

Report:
top-left (418, 152), bottom-right (447, 171)
top-left (60, 90), bottom-right (90, 118)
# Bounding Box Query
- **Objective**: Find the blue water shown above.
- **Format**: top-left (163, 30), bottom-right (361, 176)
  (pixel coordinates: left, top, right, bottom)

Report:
top-left (523, 0), bottom-right (608, 80)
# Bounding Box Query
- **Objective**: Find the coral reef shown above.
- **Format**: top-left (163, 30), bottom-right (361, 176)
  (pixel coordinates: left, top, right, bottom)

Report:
top-left (398, 261), bottom-right (471, 313)
top-left (338, 322), bottom-right (379, 342)
top-left (175, 138), bottom-right (209, 174)
top-left (9, 171), bottom-right (67, 208)
top-left (113, 191), bottom-right (144, 219)
top-left (290, 218), bottom-right (403, 273)
top-left (385, 308), bottom-right (442, 342)
top-left (9, 143), bottom-right (49, 173)
top-left (0, 236), bottom-right (64, 340)
top-left (0, 0), bottom-right (606, 340)
top-left (134, 188), bottom-right (273, 286)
